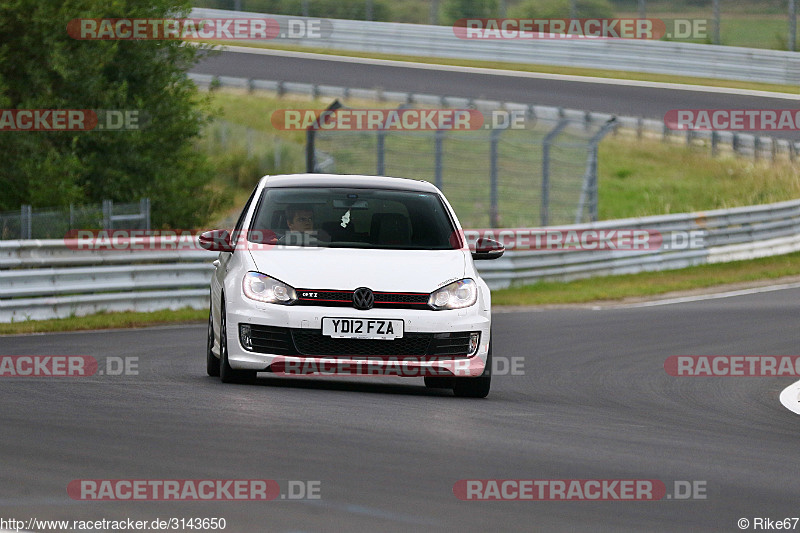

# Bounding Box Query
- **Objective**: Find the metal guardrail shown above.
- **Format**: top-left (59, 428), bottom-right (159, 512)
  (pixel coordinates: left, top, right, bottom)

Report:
top-left (1, 198), bottom-right (800, 321)
top-left (191, 7), bottom-right (800, 85)
top-left (189, 72), bottom-right (800, 163)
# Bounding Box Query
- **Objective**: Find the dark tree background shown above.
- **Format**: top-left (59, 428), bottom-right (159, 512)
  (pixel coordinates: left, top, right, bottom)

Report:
top-left (0, 0), bottom-right (218, 228)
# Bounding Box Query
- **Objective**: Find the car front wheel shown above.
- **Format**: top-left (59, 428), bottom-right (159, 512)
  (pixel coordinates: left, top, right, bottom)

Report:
top-left (453, 340), bottom-right (492, 398)
top-left (206, 305), bottom-right (220, 377)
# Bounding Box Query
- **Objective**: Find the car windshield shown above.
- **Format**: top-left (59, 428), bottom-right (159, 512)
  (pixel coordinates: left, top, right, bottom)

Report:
top-left (248, 187), bottom-right (460, 250)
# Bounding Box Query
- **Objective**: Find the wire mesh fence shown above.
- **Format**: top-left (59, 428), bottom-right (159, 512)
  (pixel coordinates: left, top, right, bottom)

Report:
top-left (0, 199), bottom-right (150, 240)
top-left (308, 103), bottom-right (615, 228)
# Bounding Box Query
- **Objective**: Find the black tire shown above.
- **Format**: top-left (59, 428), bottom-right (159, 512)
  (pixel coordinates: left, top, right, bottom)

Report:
top-left (219, 297), bottom-right (255, 384)
top-left (424, 376), bottom-right (455, 389)
top-left (206, 305), bottom-right (220, 377)
top-left (453, 341), bottom-right (492, 398)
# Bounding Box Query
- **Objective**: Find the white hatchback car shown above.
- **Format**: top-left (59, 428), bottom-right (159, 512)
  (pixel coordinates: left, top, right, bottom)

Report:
top-left (199, 174), bottom-right (504, 397)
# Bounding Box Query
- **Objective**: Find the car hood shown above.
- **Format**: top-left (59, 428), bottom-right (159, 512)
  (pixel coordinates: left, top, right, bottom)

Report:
top-left (248, 247), bottom-right (467, 292)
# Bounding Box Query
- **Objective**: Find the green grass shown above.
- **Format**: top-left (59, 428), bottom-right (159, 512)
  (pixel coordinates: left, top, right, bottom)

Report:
top-left (598, 136), bottom-right (800, 219)
top-left (492, 251), bottom-right (800, 306)
top-left (205, 90), bottom-right (800, 224)
top-left (203, 41), bottom-right (800, 95)
top-left (0, 308), bottom-right (206, 336)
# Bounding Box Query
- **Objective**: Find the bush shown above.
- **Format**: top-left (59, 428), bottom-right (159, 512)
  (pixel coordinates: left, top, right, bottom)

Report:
top-left (235, 0), bottom-right (391, 21)
top-left (442, 0), bottom-right (500, 24)
top-left (509, 0), bottom-right (614, 19)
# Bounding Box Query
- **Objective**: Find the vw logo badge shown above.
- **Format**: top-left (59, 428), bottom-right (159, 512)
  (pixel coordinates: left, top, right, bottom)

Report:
top-left (352, 287), bottom-right (374, 310)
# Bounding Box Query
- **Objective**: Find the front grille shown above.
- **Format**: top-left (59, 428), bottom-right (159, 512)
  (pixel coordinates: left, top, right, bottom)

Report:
top-left (292, 330), bottom-right (433, 356)
top-left (243, 324), bottom-right (473, 359)
top-left (295, 288), bottom-right (430, 309)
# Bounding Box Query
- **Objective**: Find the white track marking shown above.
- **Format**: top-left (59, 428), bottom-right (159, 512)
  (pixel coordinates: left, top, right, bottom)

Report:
top-left (780, 379), bottom-right (800, 415)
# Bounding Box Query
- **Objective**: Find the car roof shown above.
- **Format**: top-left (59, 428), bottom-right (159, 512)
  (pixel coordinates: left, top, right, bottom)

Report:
top-left (259, 174), bottom-right (440, 193)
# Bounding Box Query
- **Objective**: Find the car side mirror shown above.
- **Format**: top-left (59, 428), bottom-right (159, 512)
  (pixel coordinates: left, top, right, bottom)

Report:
top-left (199, 229), bottom-right (234, 252)
top-left (471, 238), bottom-right (505, 260)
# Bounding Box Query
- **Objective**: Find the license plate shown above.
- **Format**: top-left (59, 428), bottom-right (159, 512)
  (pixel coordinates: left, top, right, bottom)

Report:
top-left (321, 318), bottom-right (404, 340)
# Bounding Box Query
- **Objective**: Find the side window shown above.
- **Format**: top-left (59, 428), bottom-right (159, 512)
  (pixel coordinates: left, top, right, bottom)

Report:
top-left (230, 186), bottom-right (259, 247)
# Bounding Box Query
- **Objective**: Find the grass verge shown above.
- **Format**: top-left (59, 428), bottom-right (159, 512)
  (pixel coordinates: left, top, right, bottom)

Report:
top-left (598, 136), bottom-right (800, 219)
top-left (0, 308), bottom-right (207, 336)
top-left (491, 251), bottom-right (800, 306)
top-left (204, 90), bottom-right (800, 224)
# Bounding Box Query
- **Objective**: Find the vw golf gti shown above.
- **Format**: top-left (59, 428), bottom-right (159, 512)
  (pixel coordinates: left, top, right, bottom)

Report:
top-left (199, 173), bottom-right (504, 397)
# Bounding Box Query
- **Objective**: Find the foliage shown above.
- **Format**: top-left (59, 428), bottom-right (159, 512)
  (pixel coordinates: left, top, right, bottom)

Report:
top-left (0, 0), bottom-right (218, 228)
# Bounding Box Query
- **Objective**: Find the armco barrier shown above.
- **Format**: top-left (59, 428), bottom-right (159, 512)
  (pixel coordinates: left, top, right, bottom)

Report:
top-left (1, 198), bottom-right (800, 322)
top-left (191, 7), bottom-right (800, 86)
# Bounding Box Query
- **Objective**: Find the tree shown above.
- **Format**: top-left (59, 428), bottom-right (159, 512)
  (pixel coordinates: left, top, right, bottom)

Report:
top-left (0, 0), bottom-right (218, 228)
top-left (443, 0), bottom-right (500, 24)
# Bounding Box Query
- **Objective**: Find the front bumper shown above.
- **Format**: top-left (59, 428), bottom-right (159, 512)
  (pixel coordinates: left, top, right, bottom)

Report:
top-left (224, 301), bottom-right (491, 377)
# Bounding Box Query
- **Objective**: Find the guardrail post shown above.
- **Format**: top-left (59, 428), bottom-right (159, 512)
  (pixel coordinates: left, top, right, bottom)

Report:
top-left (102, 200), bottom-right (112, 230)
top-left (20, 205), bottom-right (31, 240)
top-left (490, 128), bottom-right (502, 228)
top-left (141, 198), bottom-right (151, 231)
top-left (434, 129), bottom-right (444, 190)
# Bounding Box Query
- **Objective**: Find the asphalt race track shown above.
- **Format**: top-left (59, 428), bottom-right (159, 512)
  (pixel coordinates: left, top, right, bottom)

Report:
top-left (192, 48), bottom-right (800, 140)
top-left (2, 287), bottom-right (799, 532)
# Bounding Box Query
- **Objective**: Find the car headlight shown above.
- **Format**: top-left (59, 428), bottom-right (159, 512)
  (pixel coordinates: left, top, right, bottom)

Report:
top-left (428, 278), bottom-right (477, 310)
top-left (242, 272), bottom-right (297, 305)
